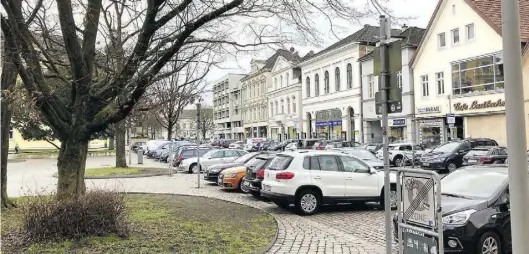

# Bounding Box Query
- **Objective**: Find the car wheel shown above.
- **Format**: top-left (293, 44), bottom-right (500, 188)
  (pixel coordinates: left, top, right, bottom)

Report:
top-left (189, 163), bottom-right (198, 174)
top-left (380, 185), bottom-right (398, 210)
top-left (239, 179), bottom-right (250, 193)
top-left (477, 231), bottom-right (502, 254)
top-left (393, 156), bottom-right (403, 167)
top-left (447, 162), bottom-right (457, 173)
top-left (295, 189), bottom-right (320, 215)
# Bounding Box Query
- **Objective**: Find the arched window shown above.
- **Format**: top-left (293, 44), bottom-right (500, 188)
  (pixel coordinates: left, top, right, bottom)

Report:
top-left (347, 63), bottom-right (353, 88)
top-left (335, 67), bottom-right (341, 91)
top-left (315, 74), bottom-right (320, 96)
top-left (324, 71), bottom-right (330, 93)
top-left (287, 98), bottom-right (291, 114)
top-left (292, 96), bottom-right (297, 113)
top-left (306, 77), bottom-right (311, 98)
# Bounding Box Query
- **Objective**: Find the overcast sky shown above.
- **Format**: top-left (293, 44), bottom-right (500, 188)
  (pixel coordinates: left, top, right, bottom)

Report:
top-left (191, 0), bottom-right (438, 108)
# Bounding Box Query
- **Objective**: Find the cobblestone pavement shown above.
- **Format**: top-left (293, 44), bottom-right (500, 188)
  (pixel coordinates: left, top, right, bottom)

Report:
top-left (8, 157), bottom-right (392, 254)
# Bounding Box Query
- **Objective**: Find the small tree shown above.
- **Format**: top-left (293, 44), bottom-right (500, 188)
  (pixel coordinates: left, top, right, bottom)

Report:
top-left (200, 107), bottom-right (214, 140)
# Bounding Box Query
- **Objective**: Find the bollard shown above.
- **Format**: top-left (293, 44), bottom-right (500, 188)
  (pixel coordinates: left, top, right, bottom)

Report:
top-left (137, 148), bottom-right (144, 165)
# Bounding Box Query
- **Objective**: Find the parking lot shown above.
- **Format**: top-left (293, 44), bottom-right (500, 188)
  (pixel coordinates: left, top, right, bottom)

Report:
top-left (7, 157), bottom-right (393, 254)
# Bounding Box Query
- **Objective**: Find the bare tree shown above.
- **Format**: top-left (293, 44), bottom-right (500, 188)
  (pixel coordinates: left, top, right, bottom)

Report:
top-left (200, 107), bottom-right (214, 140)
top-left (1, 0), bottom-right (377, 198)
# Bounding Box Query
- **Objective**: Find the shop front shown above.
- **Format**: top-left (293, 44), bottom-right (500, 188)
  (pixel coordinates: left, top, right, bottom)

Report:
top-left (315, 120), bottom-right (342, 140)
top-left (418, 118), bottom-right (446, 148)
top-left (388, 118), bottom-right (407, 143)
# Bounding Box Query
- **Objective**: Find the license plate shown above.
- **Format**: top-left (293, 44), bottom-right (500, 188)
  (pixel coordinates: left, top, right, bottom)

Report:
top-left (422, 163), bottom-right (429, 167)
top-left (468, 159), bottom-right (477, 163)
top-left (243, 181), bottom-right (250, 187)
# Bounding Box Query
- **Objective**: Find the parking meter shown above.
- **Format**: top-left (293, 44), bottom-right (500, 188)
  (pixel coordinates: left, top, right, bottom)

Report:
top-left (137, 148), bottom-right (144, 164)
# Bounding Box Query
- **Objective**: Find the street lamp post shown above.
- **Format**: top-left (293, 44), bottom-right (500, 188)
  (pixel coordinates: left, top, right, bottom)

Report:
top-left (195, 98), bottom-right (203, 188)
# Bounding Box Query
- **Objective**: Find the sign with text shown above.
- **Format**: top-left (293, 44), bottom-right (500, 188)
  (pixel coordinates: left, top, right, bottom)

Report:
top-left (375, 87), bottom-right (403, 115)
top-left (416, 106), bottom-right (440, 114)
top-left (453, 99), bottom-right (505, 111)
top-left (403, 228), bottom-right (438, 254)
top-left (389, 118), bottom-right (406, 127)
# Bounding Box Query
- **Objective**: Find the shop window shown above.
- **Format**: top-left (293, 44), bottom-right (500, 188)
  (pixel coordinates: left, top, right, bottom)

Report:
top-left (347, 63), bottom-right (353, 88)
top-left (452, 53), bottom-right (503, 95)
top-left (436, 72), bottom-right (445, 94)
top-left (421, 75), bottom-right (429, 96)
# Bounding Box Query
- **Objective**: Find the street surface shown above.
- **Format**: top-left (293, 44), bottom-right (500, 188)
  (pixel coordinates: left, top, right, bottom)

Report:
top-left (7, 157), bottom-right (402, 254)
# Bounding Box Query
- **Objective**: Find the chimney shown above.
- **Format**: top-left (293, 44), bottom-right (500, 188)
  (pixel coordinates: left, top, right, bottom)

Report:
top-left (402, 24), bottom-right (408, 32)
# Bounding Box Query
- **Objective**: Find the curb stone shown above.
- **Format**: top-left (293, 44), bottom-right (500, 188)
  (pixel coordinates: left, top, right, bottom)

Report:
top-left (52, 168), bottom-right (171, 179)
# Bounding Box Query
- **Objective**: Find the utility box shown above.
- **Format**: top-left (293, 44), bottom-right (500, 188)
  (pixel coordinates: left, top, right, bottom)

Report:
top-left (137, 148), bottom-right (144, 164)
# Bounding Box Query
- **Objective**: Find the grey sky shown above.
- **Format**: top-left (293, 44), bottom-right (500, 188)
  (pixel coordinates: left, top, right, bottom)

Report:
top-left (195, 0), bottom-right (438, 107)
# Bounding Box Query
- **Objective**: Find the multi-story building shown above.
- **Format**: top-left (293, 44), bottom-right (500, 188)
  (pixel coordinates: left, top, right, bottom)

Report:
top-left (412, 0), bottom-right (529, 147)
top-left (359, 26), bottom-right (425, 143)
top-left (267, 48), bottom-right (303, 141)
top-left (300, 25), bottom-right (396, 142)
top-left (212, 74), bottom-right (245, 140)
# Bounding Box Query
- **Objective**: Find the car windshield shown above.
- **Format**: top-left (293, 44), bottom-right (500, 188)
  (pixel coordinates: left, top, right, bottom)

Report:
top-left (348, 150), bottom-right (378, 160)
top-left (466, 149), bottom-right (489, 157)
top-left (233, 153), bottom-right (256, 163)
top-left (431, 142), bottom-right (460, 153)
top-left (267, 155), bottom-right (293, 170)
top-left (244, 157), bottom-right (268, 169)
top-left (441, 169), bottom-right (508, 199)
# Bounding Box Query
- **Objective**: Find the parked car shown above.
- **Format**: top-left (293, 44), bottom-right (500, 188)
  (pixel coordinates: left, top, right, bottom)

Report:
top-left (299, 139), bottom-right (320, 149)
top-left (394, 165), bottom-right (513, 253)
top-left (312, 140), bottom-right (328, 150)
top-left (203, 152), bottom-right (268, 182)
top-left (243, 154), bottom-right (277, 198)
top-left (217, 155), bottom-right (275, 192)
top-left (269, 140), bottom-right (297, 151)
top-left (463, 146), bottom-right (507, 166)
top-left (260, 141), bottom-right (275, 151)
top-left (228, 141), bottom-right (244, 149)
top-left (362, 143), bottom-right (383, 154)
top-left (337, 148), bottom-right (384, 169)
top-left (171, 147), bottom-right (211, 167)
top-left (375, 143), bottom-right (425, 166)
top-left (131, 141), bottom-right (146, 152)
top-left (421, 138), bottom-right (499, 172)
top-left (147, 141), bottom-right (171, 158)
top-left (177, 149), bottom-right (248, 173)
top-left (324, 141), bottom-right (357, 150)
top-left (260, 150), bottom-right (397, 215)
top-left (146, 140), bottom-right (168, 157)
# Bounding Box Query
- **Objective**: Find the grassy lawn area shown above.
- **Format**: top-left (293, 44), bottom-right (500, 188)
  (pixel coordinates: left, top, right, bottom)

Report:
top-left (84, 167), bottom-right (166, 177)
top-left (9, 149), bottom-right (114, 155)
top-left (1, 194), bottom-right (277, 253)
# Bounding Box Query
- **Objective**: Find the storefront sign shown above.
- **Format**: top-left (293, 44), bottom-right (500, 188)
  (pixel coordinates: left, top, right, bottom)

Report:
top-left (418, 119), bottom-right (444, 127)
top-left (417, 106), bottom-right (441, 114)
top-left (389, 118), bottom-right (406, 127)
top-left (315, 120), bottom-right (342, 127)
top-left (453, 99), bottom-right (505, 111)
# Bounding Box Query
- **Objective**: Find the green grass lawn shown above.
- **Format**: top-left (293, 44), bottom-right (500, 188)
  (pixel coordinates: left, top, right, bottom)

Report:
top-left (1, 194), bottom-right (277, 253)
top-left (85, 167), bottom-right (144, 176)
top-left (9, 149), bottom-right (114, 155)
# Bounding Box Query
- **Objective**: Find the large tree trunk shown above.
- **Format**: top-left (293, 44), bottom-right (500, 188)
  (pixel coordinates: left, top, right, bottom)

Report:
top-left (108, 136), bottom-right (115, 150)
top-left (56, 137), bottom-right (89, 199)
top-left (115, 120), bottom-right (127, 168)
top-left (167, 122), bottom-right (174, 140)
top-left (1, 99), bottom-right (15, 208)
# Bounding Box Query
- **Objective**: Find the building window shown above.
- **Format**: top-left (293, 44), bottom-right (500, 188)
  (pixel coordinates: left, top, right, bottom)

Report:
top-left (306, 77), bottom-right (310, 98)
top-left (324, 71), bottom-right (330, 93)
top-left (421, 75), bottom-right (429, 96)
top-left (315, 74), bottom-right (320, 96)
top-left (335, 67), bottom-right (340, 91)
top-left (286, 73), bottom-right (290, 85)
top-left (287, 98), bottom-right (291, 114)
top-left (281, 99), bottom-right (285, 114)
top-left (452, 28), bottom-right (459, 44)
top-left (280, 75), bottom-right (283, 88)
top-left (275, 101), bottom-right (278, 114)
top-left (436, 72), bottom-right (445, 94)
top-left (274, 78), bottom-right (277, 90)
top-left (466, 23), bottom-right (475, 40)
top-left (397, 71), bottom-right (402, 89)
top-left (368, 75), bottom-right (374, 98)
top-left (438, 32), bottom-right (446, 48)
top-left (452, 53), bottom-right (504, 95)
top-left (292, 96), bottom-right (296, 113)
top-left (270, 102), bottom-right (273, 116)
top-left (347, 63), bottom-right (353, 88)
top-left (183, 123), bottom-right (187, 129)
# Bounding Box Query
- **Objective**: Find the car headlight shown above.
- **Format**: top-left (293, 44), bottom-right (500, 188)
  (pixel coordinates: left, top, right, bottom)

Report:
top-left (432, 157), bottom-right (445, 162)
top-left (210, 167), bottom-right (222, 173)
top-left (224, 173), bottom-right (238, 178)
top-left (442, 209), bottom-right (476, 225)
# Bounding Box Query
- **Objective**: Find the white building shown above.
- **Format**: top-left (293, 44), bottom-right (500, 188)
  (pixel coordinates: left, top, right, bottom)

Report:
top-left (410, 0), bottom-right (529, 147)
top-left (300, 25), bottom-right (389, 142)
top-left (241, 59), bottom-right (270, 138)
top-left (212, 74), bottom-right (245, 140)
top-left (359, 26), bottom-right (425, 144)
top-left (267, 48), bottom-right (303, 141)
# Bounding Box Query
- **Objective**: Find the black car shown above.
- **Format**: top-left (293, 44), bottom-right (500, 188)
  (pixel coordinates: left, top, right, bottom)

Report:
top-left (394, 165), bottom-right (512, 253)
top-left (463, 146), bottom-right (507, 166)
top-left (243, 154), bottom-right (277, 198)
top-left (420, 138), bottom-right (498, 172)
top-left (203, 152), bottom-right (266, 182)
top-left (259, 141), bottom-right (275, 151)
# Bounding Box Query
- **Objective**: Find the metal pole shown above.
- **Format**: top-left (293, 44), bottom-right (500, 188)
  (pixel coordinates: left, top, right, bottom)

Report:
top-left (128, 119), bottom-right (131, 165)
top-left (196, 102), bottom-right (201, 188)
top-left (380, 15), bottom-right (392, 254)
top-left (501, 1), bottom-right (529, 253)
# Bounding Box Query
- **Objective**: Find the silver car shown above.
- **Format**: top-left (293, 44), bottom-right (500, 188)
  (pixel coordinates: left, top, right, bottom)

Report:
top-left (178, 149), bottom-right (248, 173)
top-left (336, 148), bottom-right (385, 169)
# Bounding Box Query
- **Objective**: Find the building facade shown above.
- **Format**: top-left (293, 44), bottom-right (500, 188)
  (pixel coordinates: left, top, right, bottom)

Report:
top-left (267, 48), bottom-right (303, 141)
top-left (359, 27), bottom-right (425, 144)
top-left (411, 0), bottom-right (529, 147)
top-left (241, 60), bottom-right (270, 138)
top-left (212, 74), bottom-right (245, 140)
top-left (300, 25), bottom-right (391, 142)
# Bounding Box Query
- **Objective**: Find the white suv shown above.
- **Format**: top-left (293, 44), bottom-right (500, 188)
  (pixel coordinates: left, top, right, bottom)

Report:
top-left (260, 150), bottom-right (397, 215)
top-left (375, 143), bottom-right (425, 166)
